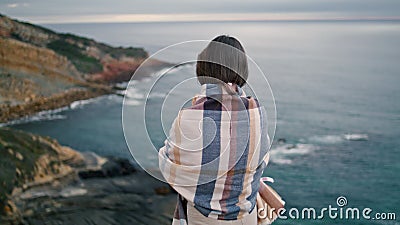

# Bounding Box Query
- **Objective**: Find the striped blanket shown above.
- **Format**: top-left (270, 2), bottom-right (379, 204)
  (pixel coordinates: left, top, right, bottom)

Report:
top-left (158, 83), bottom-right (270, 224)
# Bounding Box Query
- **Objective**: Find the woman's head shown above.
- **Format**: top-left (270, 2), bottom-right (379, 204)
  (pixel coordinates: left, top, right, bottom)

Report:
top-left (196, 35), bottom-right (248, 87)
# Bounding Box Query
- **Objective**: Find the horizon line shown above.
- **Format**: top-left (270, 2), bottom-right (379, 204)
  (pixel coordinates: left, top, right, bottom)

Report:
top-left (7, 13), bottom-right (400, 25)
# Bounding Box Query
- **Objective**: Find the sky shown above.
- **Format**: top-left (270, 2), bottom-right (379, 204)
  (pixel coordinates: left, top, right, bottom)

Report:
top-left (1, 0), bottom-right (400, 24)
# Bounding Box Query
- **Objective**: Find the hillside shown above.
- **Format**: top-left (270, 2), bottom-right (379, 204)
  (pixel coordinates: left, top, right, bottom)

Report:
top-left (0, 14), bottom-right (154, 123)
top-left (0, 127), bottom-right (84, 217)
top-left (0, 127), bottom-right (174, 224)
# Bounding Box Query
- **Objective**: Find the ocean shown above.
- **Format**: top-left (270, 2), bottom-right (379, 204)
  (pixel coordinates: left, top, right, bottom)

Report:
top-left (10, 21), bottom-right (400, 224)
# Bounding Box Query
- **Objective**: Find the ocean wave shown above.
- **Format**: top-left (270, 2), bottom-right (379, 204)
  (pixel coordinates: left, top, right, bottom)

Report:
top-left (124, 99), bottom-right (141, 106)
top-left (344, 133), bottom-right (368, 141)
top-left (120, 65), bottom-right (188, 103)
top-left (307, 133), bottom-right (369, 143)
top-left (128, 79), bottom-right (139, 85)
top-left (114, 81), bottom-right (130, 89)
top-left (308, 135), bottom-right (344, 144)
top-left (1, 95), bottom-right (111, 127)
top-left (70, 96), bottom-right (106, 109)
top-left (123, 88), bottom-right (167, 100)
top-left (115, 89), bottom-right (126, 96)
top-left (269, 143), bottom-right (318, 165)
top-left (124, 87), bottom-right (145, 100)
top-left (0, 107), bottom-right (69, 127)
top-left (269, 133), bottom-right (369, 165)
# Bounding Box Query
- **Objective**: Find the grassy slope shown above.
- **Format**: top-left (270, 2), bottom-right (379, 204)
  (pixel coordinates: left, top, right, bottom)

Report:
top-left (0, 13), bottom-right (150, 122)
top-left (0, 13), bottom-right (148, 75)
top-left (0, 128), bottom-right (67, 213)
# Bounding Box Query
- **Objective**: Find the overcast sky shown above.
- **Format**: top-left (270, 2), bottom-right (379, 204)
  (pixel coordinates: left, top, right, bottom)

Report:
top-left (2, 0), bottom-right (400, 24)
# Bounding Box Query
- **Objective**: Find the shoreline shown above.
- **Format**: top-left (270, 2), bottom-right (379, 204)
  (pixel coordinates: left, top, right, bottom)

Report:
top-left (0, 14), bottom-right (177, 224)
top-left (0, 59), bottom-right (180, 126)
top-left (0, 86), bottom-right (112, 124)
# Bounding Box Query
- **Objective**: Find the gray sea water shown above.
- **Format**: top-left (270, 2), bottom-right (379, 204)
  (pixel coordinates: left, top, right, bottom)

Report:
top-left (10, 21), bottom-right (400, 224)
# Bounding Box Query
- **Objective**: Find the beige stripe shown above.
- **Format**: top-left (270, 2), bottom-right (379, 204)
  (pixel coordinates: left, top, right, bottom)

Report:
top-left (169, 111), bottom-right (182, 184)
top-left (248, 108), bottom-right (262, 171)
top-left (237, 99), bottom-right (257, 217)
top-left (210, 110), bottom-right (232, 213)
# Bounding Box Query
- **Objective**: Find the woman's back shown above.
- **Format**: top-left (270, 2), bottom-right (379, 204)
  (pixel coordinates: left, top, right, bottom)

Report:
top-left (159, 83), bottom-right (269, 221)
top-left (158, 35), bottom-right (270, 225)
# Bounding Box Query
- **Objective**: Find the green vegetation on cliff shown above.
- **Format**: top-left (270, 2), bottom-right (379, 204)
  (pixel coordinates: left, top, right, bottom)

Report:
top-left (0, 14), bottom-right (151, 122)
top-left (0, 128), bottom-right (48, 209)
top-left (0, 128), bottom-right (83, 215)
top-left (102, 46), bottom-right (148, 59)
top-left (0, 13), bottom-right (148, 76)
top-left (47, 39), bottom-right (103, 74)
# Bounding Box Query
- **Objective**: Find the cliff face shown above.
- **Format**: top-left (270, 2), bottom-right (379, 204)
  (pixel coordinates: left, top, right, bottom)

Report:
top-left (0, 15), bottom-right (55, 46)
top-left (0, 14), bottom-right (148, 77)
top-left (0, 14), bottom-right (149, 123)
top-left (0, 38), bottom-right (82, 104)
top-left (0, 128), bottom-right (84, 216)
top-left (0, 38), bottom-right (81, 79)
top-left (0, 128), bottom-right (174, 225)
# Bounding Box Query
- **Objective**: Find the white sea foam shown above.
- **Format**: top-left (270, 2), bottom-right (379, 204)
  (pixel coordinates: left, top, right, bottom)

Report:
top-left (115, 89), bottom-right (127, 96)
top-left (0, 95), bottom-right (111, 127)
top-left (114, 81), bottom-right (130, 89)
top-left (269, 133), bottom-right (369, 165)
top-left (70, 96), bottom-right (106, 109)
top-left (121, 65), bottom-right (187, 104)
top-left (121, 84), bottom-right (148, 106)
top-left (344, 133), bottom-right (369, 141)
top-left (0, 107), bottom-right (69, 127)
top-left (308, 135), bottom-right (344, 144)
top-left (308, 133), bottom-right (369, 144)
top-left (269, 143), bottom-right (317, 165)
top-left (123, 87), bottom-right (166, 100)
top-left (125, 88), bottom-right (145, 100)
top-left (270, 158), bottom-right (293, 165)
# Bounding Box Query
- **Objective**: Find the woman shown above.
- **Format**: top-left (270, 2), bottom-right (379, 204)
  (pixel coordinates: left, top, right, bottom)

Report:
top-left (159, 35), bottom-right (270, 225)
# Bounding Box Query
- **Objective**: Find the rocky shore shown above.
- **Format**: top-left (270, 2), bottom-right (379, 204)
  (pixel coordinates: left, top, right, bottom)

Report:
top-left (0, 86), bottom-right (112, 123)
top-left (0, 14), bottom-right (178, 224)
top-left (0, 127), bottom-right (175, 225)
top-left (0, 14), bottom-right (172, 124)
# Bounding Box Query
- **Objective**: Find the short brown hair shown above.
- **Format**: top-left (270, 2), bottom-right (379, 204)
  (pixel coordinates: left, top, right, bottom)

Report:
top-left (196, 35), bottom-right (248, 87)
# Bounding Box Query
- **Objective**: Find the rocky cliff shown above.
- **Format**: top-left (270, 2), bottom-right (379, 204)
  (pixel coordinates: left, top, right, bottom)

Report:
top-left (0, 14), bottom-right (151, 123)
top-left (0, 13), bottom-right (148, 78)
top-left (0, 127), bottom-right (85, 217)
top-left (0, 128), bottom-right (174, 224)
